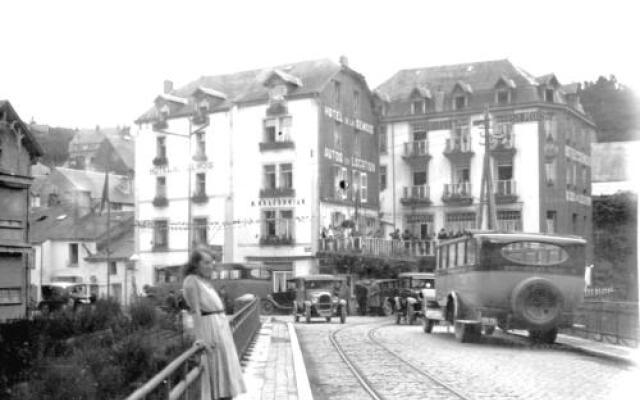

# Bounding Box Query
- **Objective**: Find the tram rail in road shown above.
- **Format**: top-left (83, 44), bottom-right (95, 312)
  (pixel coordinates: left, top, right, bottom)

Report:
top-left (328, 321), bottom-right (472, 400)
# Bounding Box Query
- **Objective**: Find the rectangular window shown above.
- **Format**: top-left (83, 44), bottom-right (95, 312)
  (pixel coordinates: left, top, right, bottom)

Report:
top-left (109, 262), bottom-right (117, 276)
top-left (195, 132), bottom-right (206, 157)
top-left (280, 117), bottom-right (292, 141)
top-left (497, 90), bottom-right (510, 105)
top-left (378, 126), bottom-right (388, 153)
top-left (264, 211), bottom-right (277, 237)
top-left (497, 211), bottom-right (522, 232)
top-left (194, 217), bottom-right (208, 245)
top-left (545, 160), bottom-right (556, 186)
top-left (264, 118), bottom-right (277, 142)
top-left (412, 124), bottom-right (427, 141)
top-left (156, 136), bottom-right (166, 158)
top-left (380, 165), bottom-right (387, 191)
top-left (264, 165), bottom-right (276, 189)
top-left (334, 121), bottom-right (342, 149)
top-left (69, 243), bottom-right (79, 265)
top-left (445, 212), bottom-right (476, 233)
top-left (333, 81), bottom-right (341, 106)
top-left (195, 173), bottom-right (206, 195)
top-left (355, 131), bottom-right (362, 158)
top-left (280, 163), bottom-right (293, 189)
top-left (360, 173), bottom-right (368, 203)
top-left (156, 176), bottom-right (166, 197)
top-left (455, 166), bottom-right (470, 183)
top-left (279, 210), bottom-right (294, 239)
top-left (413, 170), bottom-right (427, 186)
top-left (497, 162), bottom-right (513, 180)
top-left (546, 211), bottom-right (557, 233)
top-left (353, 90), bottom-right (360, 115)
top-left (412, 100), bottom-right (424, 114)
top-left (153, 220), bottom-right (168, 249)
top-left (0, 288), bottom-right (21, 305)
top-left (582, 166), bottom-right (588, 193)
top-left (454, 96), bottom-right (466, 110)
top-left (545, 89), bottom-right (555, 103)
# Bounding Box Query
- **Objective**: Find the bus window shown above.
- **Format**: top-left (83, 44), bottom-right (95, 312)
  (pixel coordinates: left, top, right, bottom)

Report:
top-left (501, 242), bottom-right (569, 265)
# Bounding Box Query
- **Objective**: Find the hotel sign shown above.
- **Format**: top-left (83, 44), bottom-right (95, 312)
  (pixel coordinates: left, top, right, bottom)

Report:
top-left (495, 111), bottom-right (553, 123)
top-left (565, 146), bottom-right (590, 165)
top-left (251, 198), bottom-right (306, 207)
top-left (323, 147), bottom-right (375, 172)
top-left (566, 191), bottom-right (592, 206)
top-left (323, 106), bottom-right (374, 134)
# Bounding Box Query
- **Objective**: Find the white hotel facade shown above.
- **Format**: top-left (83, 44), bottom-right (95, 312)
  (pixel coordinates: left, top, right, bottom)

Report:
top-left (132, 58), bottom-right (379, 290)
top-left (375, 60), bottom-right (595, 259)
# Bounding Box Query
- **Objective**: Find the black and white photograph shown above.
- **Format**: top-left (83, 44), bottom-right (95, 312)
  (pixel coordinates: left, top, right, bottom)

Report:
top-left (0, 1), bottom-right (638, 399)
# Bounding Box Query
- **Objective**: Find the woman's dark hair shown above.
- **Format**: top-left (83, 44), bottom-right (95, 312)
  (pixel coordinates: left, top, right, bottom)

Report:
top-left (183, 250), bottom-right (204, 278)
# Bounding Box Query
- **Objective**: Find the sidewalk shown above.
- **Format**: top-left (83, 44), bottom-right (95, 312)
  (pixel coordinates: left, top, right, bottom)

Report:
top-left (238, 317), bottom-right (312, 400)
top-left (511, 329), bottom-right (639, 364)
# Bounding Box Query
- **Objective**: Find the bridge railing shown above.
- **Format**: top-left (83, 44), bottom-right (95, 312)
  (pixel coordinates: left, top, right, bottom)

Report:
top-left (125, 296), bottom-right (260, 400)
top-left (318, 237), bottom-right (436, 258)
top-left (565, 301), bottom-right (639, 347)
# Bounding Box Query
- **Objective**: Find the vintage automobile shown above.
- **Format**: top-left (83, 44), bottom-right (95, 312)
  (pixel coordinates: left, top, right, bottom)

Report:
top-left (355, 278), bottom-right (399, 316)
top-left (394, 272), bottom-right (435, 324)
top-left (291, 275), bottom-right (349, 323)
top-left (423, 232), bottom-right (587, 343)
top-left (38, 282), bottom-right (97, 312)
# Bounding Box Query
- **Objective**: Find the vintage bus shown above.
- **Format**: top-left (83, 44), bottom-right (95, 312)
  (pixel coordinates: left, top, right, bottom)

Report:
top-left (423, 231), bottom-right (587, 343)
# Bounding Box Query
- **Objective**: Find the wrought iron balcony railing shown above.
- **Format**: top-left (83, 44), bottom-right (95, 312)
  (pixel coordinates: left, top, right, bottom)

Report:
top-left (443, 182), bottom-right (473, 204)
top-left (401, 185), bottom-right (431, 205)
top-left (403, 140), bottom-right (429, 158)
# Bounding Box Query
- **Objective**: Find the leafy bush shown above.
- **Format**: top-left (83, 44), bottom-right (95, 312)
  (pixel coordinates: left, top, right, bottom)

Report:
top-left (129, 299), bottom-right (158, 329)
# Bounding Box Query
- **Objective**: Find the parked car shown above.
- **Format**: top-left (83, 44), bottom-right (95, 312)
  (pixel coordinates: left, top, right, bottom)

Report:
top-left (394, 272), bottom-right (435, 324)
top-left (38, 283), bottom-right (97, 312)
top-left (355, 278), bottom-right (399, 316)
top-left (291, 275), bottom-right (349, 323)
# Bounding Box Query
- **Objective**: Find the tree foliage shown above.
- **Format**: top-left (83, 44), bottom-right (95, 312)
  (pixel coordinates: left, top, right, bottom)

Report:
top-left (592, 192), bottom-right (638, 300)
top-left (31, 126), bottom-right (76, 166)
top-left (578, 76), bottom-right (639, 142)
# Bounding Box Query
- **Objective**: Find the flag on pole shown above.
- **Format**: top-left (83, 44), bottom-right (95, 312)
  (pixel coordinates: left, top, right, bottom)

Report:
top-left (100, 170), bottom-right (109, 214)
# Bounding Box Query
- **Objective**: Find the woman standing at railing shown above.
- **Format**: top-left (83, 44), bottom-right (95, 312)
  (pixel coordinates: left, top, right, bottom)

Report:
top-left (182, 249), bottom-right (246, 400)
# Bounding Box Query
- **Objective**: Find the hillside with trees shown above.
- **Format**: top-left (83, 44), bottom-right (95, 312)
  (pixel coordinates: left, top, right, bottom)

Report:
top-left (29, 125), bottom-right (77, 166)
top-left (578, 76), bottom-right (639, 142)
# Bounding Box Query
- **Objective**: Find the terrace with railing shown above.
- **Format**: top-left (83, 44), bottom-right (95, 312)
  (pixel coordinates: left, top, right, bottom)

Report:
top-left (402, 140), bottom-right (430, 163)
top-left (494, 179), bottom-right (517, 203)
top-left (401, 184), bottom-right (431, 206)
top-left (318, 237), bottom-right (436, 260)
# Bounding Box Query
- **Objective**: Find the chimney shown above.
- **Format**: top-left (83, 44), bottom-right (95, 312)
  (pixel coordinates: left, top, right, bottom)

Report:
top-left (339, 55), bottom-right (349, 68)
top-left (164, 80), bottom-right (174, 94)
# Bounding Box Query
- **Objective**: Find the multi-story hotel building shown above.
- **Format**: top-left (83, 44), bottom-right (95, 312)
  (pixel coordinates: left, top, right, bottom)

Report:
top-left (375, 60), bottom-right (595, 253)
top-left (133, 58), bottom-right (379, 290)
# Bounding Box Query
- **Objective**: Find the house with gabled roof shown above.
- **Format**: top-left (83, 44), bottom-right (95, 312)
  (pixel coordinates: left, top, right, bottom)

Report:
top-left (375, 59), bottom-right (595, 260)
top-left (133, 56), bottom-right (380, 292)
top-left (66, 126), bottom-right (134, 175)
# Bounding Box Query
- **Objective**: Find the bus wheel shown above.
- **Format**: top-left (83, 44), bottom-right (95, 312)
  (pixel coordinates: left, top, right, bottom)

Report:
top-left (423, 318), bottom-right (435, 334)
top-left (483, 325), bottom-right (495, 336)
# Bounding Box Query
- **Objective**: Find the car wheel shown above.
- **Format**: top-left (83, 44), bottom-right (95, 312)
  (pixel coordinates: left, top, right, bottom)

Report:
top-left (483, 325), bottom-right (495, 336)
top-left (423, 318), bottom-right (435, 333)
top-left (305, 305), bottom-right (312, 323)
top-left (340, 306), bottom-right (347, 324)
top-left (261, 299), bottom-right (275, 315)
top-left (326, 317), bottom-right (331, 323)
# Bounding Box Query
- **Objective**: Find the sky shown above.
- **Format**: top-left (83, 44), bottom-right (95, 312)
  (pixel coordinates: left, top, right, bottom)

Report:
top-left (1, 0), bottom-right (638, 128)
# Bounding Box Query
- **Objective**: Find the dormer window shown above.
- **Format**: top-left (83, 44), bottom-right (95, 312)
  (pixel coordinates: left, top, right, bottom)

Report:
top-left (496, 89), bottom-right (510, 105)
top-left (452, 81), bottom-right (472, 111)
top-left (545, 89), bottom-right (555, 103)
top-left (412, 100), bottom-right (425, 115)
top-left (269, 84), bottom-right (287, 102)
top-left (159, 104), bottom-right (170, 120)
top-left (454, 95), bottom-right (466, 110)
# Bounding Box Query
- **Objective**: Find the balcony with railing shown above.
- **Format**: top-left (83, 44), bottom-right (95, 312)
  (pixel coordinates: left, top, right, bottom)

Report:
top-left (260, 187), bottom-right (295, 198)
top-left (444, 136), bottom-right (474, 162)
top-left (259, 132), bottom-right (295, 151)
top-left (152, 155), bottom-right (168, 166)
top-left (442, 182), bottom-right (473, 205)
top-left (402, 140), bottom-right (430, 164)
top-left (192, 148), bottom-right (207, 162)
top-left (191, 191), bottom-right (209, 204)
top-left (259, 235), bottom-right (295, 246)
top-left (494, 179), bottom-right (518, 203)
top-left (400, 185), bottom-right (431, 206)
top-left (317, 237), bottom-right (436, 260)
top-left (152, 194), bottom-right (168, 208)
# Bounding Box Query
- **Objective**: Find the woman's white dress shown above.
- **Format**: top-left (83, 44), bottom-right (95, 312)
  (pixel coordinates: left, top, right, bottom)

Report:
top-left (183, 275), bottom-right (246, 399)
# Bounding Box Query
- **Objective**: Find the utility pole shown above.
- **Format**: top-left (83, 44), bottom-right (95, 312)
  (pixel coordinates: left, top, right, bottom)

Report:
top-left (187, 120), bottom-right (193, 256)
top-left (476, 106), bottom-right (498, 230)
top-left (106, 148), bottom-right (111, 299)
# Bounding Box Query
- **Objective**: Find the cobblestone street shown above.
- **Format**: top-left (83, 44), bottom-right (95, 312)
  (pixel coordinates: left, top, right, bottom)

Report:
top-left (292, 316), bottom-right (638, 400)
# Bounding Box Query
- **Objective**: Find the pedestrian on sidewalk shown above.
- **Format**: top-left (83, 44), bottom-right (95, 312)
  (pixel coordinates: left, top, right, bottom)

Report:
top-left (182, 249), bottom-right (246, 400)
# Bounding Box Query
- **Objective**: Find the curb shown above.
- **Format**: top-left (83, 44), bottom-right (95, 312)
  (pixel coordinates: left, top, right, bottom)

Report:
top-left (287, 322), bottom-right (314, 400)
